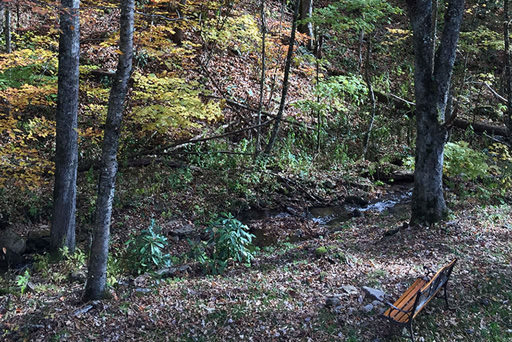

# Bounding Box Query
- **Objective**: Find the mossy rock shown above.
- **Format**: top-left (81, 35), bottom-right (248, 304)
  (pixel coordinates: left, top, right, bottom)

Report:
top-left (315, 246), bottom-right (328, 256)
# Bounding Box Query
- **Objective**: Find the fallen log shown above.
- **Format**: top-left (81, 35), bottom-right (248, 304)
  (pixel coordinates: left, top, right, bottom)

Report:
top-left (452, 118), bottom-right (509, 136)
top-left (78, 157), bottom-right (185, 172)
top-left (374, 91), bottom-right (510, 136)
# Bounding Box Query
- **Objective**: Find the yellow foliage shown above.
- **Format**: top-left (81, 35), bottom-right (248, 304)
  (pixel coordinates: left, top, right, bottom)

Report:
top-left (0, 48), bottom-right (57, 70)
top-left (81, 83), bottom-right (110, 103)
top-left (0, 113), bottom-right (54, 190)
top-left (79, 65), bottom-right (100, 76)
top-left (202, 14), bottom-right (261, 55)
top-left (489, 143), bottom-right (512, 190)
top-left (130, 73), bottom-right (223, 136)
top-left (27, 32), bottom-right (59, 50)
top-left (0, 82), bottom-right (57, 110)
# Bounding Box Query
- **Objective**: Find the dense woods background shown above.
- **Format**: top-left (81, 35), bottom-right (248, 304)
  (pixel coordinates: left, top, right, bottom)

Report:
top-left (0, 0), bottom-right (511, 341)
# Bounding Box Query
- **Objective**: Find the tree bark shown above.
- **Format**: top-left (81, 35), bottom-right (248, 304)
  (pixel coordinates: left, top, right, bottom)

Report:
top-left (264, 0), bottom-right (299, 154)
top-left (4, 5), bottom-right (11, 53)
top-left (298, 0), bottom-right (313, 49)
top-left (255, 0), bottom-right (266, 156)
top-left (505, 0), bottom-right (512, 142)
top-left (170, 0), bottom-right (186, 45)
top-left (51, 0), bottom-right (80, 254)
top-left (363, 36), bottom-right (376, 159)
top-left (84, 0), bottom-right (134, 301)
top-left (407, 0), bottom-right (465, 224)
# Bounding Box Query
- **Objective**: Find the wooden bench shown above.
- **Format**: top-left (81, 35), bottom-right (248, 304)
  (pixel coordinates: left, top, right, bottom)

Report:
top-left (382, 258), bottom-right (457, 342)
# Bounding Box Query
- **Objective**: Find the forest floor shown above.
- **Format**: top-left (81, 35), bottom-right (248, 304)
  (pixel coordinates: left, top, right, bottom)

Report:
top-left (1, 183), bottom-right (511, 342)
top-left (1, 0), bottom-right (512, 341)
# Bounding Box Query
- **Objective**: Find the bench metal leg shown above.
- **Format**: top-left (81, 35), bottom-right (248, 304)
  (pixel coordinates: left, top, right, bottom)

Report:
top-left (401, 320), bottom-right (414, 342)
top-left (407, 321), bottom-right (415, 342)
top-left (443, 284), bottom-right (450, 309)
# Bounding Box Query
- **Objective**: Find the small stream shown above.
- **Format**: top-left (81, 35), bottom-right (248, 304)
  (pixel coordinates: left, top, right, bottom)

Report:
top-left (240, 186), bottom-right (413, 228)
top-left (309, 188), bottom-right (412, 227)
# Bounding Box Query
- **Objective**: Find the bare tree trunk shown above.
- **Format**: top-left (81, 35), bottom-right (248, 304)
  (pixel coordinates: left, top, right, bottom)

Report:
top-left (505, 0), bottom-right (512, 141)
top-left (84, 0), bottom-right (134, 301)
top-left (430, 0), bottom-right (438, 69)
top-left (170, 0), bottom-right (186, 45)
top-left (298, 0), bottom-right (313, 49)
top-left (264, 0), bottom-right (299, 154)
top-left (363, 37), bottom-right (376, 159)
top-left (4, 6), bottom-right (10, 53)
top-left (314, 34), bottom-right (322, 153)
top-left (51, 0), bottom-right (80, 254)
top-left (407, 0), bottom-right (465, 224)
top-left (358, 29), bottom-right (364, 72)
top-left (16, 0), bottom-right (20, 31)
top-left (0, 4), bottom-right (4, 36)
top-left (255, 0), bottom-right (266, 156)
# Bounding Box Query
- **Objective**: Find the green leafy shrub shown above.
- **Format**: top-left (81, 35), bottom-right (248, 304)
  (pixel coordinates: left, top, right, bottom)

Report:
top-left (32, 247), bottom-right (86, 284)
top-left (488, 143), bottom-right (512, 192)
top-left (61, 246), bottom-right (86, 272)
top-left (107, 254), bottom-right (123, 287)
top-left (404, 142), bottom-right (489, 182)
top-left (125, 219), bottom-right (172, 275)
top-left (444, 141), bottom-right (488, 181)
top-left (192, 213), bottom-right (255, 275)
top-left (208, 213), bottom-right (255, 266)
top-left (16, 269), bottom-right (31, 295)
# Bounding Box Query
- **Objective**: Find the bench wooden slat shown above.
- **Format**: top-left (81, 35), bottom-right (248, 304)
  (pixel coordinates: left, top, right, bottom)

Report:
top-left (384, 278), bottom-right (427, 322)
top-left (381, 258), bottom-right (457, 342)
top-left (411, 258), bottom-right (457, 319)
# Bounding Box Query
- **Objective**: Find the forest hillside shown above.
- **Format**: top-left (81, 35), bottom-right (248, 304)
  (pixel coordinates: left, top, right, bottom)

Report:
top-left (0, 0), bottom-right (511, 341)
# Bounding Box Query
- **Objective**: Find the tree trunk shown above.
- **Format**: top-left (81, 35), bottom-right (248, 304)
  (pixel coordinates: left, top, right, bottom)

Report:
top-left (84, 0), bottom-right (134, 301)
top-left (505, 0), bottom-right (512, 142)
top-left (363, 36), bottom-right (376, 160)
top-left (16, 0), bottom-right (19, 31)
top-left (51, 0), bottom-right (80, 254)
top-left (265, 0), bottom-right (299, 154)
top-left (4, 6), bottom-right (11, 53)
top-left (407, 0), bottom-right (465, 224)
top-left (170, 0), bottom-right (186, 45)
top-left (298, 0), bottom-right (313, 49)
top-left (255, 0), bottom-right (266, 156)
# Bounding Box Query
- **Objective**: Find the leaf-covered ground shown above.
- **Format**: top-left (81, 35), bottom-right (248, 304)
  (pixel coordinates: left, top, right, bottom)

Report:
top-left (1, 193), bottom-right (510, 342)
top-left (1, 1), bottom-right (512, 341)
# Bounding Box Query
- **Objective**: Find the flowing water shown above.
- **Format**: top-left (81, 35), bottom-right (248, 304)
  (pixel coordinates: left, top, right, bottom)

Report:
top-left (240, 185), bottom-right (413, 228)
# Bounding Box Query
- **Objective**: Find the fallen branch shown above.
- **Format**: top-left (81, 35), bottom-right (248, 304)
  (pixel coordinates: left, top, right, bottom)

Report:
top-left (453, 118), bottom-right (509, 136)
top-left (73, 304), bottom-right (94, 316)
top-left (78, 157), bottom-right (185, 172)
top-left (206, 95), bottom-right (315, 130)
top-left (80, 121), bottom-right (274, 171)
top-left (146, 119), bottom-right (275, 155)
top-left (177, 150), bottom-right (255, 156)
top-left (475, 81), bottom-right (508, 104)
top-left (374, 90), bottom-right (510, 136)
top-left (274, 173), bottom-right (325, 203)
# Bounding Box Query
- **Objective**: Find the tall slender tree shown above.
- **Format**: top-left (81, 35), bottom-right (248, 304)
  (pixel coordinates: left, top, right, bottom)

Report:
top-left (298, 0), bottom-right (313, 49)
top-left (51, 0), bottom-right (80, 254)
top-left (407, 0), bottom-right (465, 224)
top-left (505, 0), bottom-right (512, 142)
top-left (265, 0), bottom-right (299, 154)
top-left (4, 3), bottom-right (11, 53)
top-left (84, 0), bottom-right (134, 301)
top-left (255, 0), bottom-right (267, 156)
